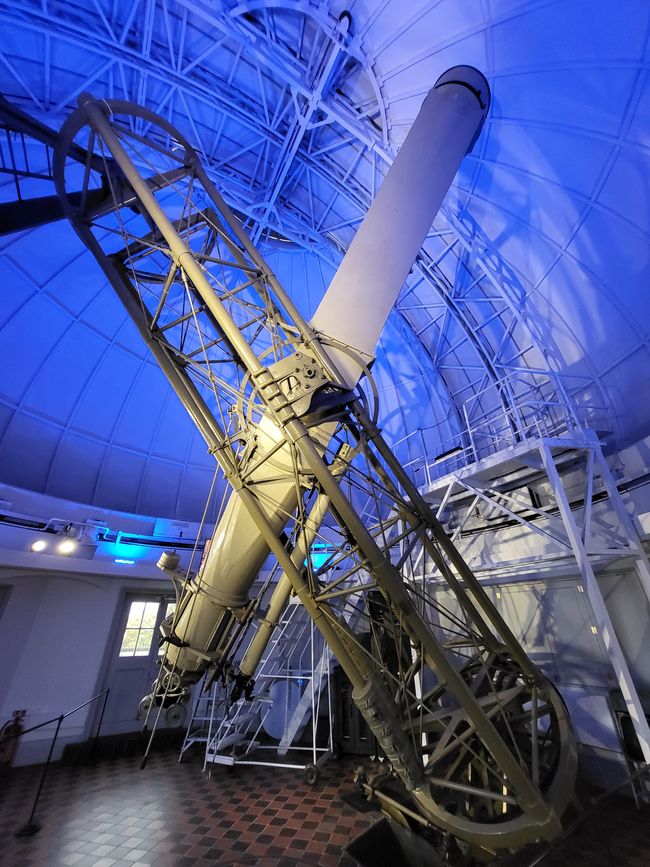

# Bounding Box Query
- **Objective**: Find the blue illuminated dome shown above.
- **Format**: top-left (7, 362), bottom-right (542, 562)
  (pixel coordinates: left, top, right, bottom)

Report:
top-left (0, 0), bottom-right (649, 520)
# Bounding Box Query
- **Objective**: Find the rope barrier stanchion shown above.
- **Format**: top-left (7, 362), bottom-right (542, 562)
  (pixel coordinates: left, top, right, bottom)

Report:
top-left (15, 715), bottom-right (64, 838)
top-left (10, 689), bottom-right (110, 837)
top-left (88, 687), bottom-right (111, 763)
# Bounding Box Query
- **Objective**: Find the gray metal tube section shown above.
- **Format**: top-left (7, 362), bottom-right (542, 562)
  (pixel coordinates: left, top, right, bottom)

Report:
top-left (162, 480), bottom-right (299, 676)
top-left (239, 573), bottom-right (293, 678)
top-left (311, 65), bottom-right (489, 387)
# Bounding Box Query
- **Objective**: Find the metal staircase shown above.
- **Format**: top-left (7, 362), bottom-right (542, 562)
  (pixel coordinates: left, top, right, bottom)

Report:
top-left (179, 681), bottom-right (228, 763)
top-left (404, 369), bottom-right (650, 767)
top-left (202, 597), bottom-right (335, 781)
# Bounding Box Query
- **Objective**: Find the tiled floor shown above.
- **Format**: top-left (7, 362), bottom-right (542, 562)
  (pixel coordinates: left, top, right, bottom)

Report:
top-left (2, 747), bottom-right (650, 866)
top-left (0, 749), bottom-right (376, 867)
top-left (502, 788), bottom-right (650, 867)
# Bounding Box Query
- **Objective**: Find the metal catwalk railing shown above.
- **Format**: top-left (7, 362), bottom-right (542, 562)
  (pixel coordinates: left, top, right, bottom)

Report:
top-left (395, 368), bottom-right (611, 488)
top-left (399, 365), bottom-right (650, 770)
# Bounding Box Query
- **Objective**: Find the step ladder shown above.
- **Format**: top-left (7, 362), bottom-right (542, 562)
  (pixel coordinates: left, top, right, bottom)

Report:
top-left (179, 680), bottom-right (228, 760)
top-left (204, 597), bottom-right (334, 780)
top-left (278, 625), bottom-right (335, 755)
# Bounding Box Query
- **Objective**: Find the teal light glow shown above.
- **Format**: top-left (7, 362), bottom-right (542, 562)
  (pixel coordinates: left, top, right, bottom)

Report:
top-left (305, 542), bottom-right (331, 571)
top-left (110, 539), bottom-right (151, 560)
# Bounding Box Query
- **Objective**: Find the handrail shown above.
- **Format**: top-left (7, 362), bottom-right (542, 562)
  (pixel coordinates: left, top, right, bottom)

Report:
top-left (3, 689), bottom-right (110, 742)
top-left (391, 367), bottom-right (612, 488)
top-left (11, 688), bottom-right (110, 838)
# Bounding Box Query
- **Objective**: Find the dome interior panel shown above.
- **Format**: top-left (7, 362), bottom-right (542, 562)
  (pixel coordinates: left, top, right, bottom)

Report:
top-left (45, 431), bottom-right (106, 506)
top-left (148, 399), bottom-right (206, 465)
top-left (0, 0), bottom-right (647, 514)
top-left (492, 68), bottom-right (638, 136)
top-left (81, 292), bottom-right (138, 348)
top-left (0, 412), bottom-right (61, 492)
top-left (566, 208), bottom-right (650, 326)
top-left (600, 346), bottom-right (650, 445)
top-left (136, 457), bottom-right (185, 520)
top-left (596, 147), bottom-right (650, 231)
top-left (626, 78), bottom-right (650, 146)
top-left (0, 294), bottom-right (73, 402)
top-left (480, 123), bottom-right (613, 199)
top-left (92, 446), bottom-right (147, 514)
top-left (174, 464), bottom-right (221, 524)
top-left (22, 324), bottom-right (108, 422)
top-left (68, 348), bottom-right (148, 440)
top-left (185, 424), bottom-right (212, 468)
top-left (7, 221), bottom-right (91, 288)
top-left (491, 1), bottom-right (649, 68)
top-left (465, 161), bottom-right (587, 248)
top-left (39, 257), bottom-right (110, 321)
top-left (457, 195), bottom-right (560, 287)
top-left (110, 364), bottom-right (178, 453)
top-left (0, 257), bottom-right (37, 329)
top-left (0, 403), bottom-right (15, 449)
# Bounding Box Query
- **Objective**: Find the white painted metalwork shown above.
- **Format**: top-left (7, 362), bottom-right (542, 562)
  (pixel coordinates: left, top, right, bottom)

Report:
top-left (412, 377), bottom-right (650, 765)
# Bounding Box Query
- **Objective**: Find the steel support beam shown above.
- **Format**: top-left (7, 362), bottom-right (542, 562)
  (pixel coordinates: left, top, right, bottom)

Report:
top-left (539, 443), bottom-right (650, 763)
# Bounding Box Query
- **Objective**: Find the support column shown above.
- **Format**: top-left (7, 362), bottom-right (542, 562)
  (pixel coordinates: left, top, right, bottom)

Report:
top-left (593, 444), bottom-right (650, 606)
top-left (540, 443), bottom-right (650, 763)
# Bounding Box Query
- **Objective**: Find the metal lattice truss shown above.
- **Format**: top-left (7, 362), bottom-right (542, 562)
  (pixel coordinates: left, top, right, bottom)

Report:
top-left (0, 0), bottom-right (612, 454)
top-left (418, 433), bottom-right (650, 764)
top-left (50, 92), bottom-right (578, 857)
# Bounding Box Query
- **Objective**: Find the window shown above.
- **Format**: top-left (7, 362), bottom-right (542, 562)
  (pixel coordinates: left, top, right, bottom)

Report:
top-left (157, 601), bottom-right (176, 656)
top-left (119, 600), bottom-right (160, 657)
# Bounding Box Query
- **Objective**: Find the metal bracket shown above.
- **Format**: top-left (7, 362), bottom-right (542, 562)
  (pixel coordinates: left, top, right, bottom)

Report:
top-left (266, 349), bottom-right (333, 416)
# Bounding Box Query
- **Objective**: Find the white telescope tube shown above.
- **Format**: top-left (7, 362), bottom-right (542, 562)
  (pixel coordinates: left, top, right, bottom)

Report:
top-left (162, 65), bottom-right (490, 680)
top-left (311, 65), bottom-right (489, 387)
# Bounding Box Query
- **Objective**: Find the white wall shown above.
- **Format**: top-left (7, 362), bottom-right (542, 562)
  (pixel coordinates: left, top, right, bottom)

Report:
top-left (0, 567), bottom-right (169, 764)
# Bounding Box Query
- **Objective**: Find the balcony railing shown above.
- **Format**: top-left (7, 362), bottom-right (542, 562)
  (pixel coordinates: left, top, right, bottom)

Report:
top-left (393, 368), bottom-right (611, 489)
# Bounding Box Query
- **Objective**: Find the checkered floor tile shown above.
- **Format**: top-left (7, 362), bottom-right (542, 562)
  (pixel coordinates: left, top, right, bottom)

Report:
top-left (0, 750), bottom-right (374, 866)
top-left (2, 747), bottom-right (650, 865)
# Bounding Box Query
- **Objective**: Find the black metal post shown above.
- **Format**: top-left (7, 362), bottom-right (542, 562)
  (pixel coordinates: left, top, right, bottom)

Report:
top-left (16, 714), bottom-right (64, 837)
top-left (88, 688), bottom-right (110, 763)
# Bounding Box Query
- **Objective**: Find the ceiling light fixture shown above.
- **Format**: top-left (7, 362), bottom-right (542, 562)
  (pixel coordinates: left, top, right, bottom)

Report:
top-left (30, 539), bottom-right (47, 552)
